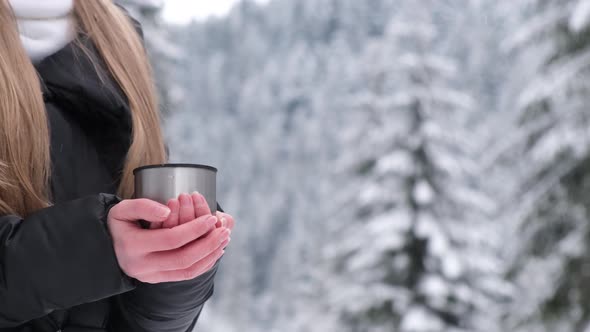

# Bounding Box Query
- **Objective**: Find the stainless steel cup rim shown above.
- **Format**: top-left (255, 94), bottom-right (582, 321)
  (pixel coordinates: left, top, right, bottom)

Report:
top-left (133, 163), bottom-right (218, 175)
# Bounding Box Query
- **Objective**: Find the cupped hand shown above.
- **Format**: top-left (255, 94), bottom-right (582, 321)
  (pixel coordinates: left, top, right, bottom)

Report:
top-left (155, 192), bottom-right (235, 233)
top-left (107, 197), bottom-right (230, 283)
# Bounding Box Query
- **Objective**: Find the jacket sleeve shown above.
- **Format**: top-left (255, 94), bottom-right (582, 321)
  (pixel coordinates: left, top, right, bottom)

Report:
top-left (109, 202), bottom-right (224, 332)
top-left (0, 194), bottom-right (136, 328)
top-left (109, 258), bottom-right (221, 332)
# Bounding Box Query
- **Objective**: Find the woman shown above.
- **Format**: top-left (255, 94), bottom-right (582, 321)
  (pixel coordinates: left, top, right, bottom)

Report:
top-left (0, 0), bottom-right (235, 331)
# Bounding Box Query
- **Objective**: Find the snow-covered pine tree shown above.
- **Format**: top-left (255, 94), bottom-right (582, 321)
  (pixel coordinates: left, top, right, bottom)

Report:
top-left (325, 2), bottom-right (504, 331)
top-left (497, 0), bottom-right (590, 331)
top-left (116, 0), bottom-right (184, 114)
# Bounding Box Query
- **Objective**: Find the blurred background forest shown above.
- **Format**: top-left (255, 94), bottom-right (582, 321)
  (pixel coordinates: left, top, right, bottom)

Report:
top-left (119, 0), bottom-right (590, 331)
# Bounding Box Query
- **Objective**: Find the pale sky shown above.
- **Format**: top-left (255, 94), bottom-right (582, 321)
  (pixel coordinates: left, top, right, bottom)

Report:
top-left (162, 0), bottom-right (266, 24)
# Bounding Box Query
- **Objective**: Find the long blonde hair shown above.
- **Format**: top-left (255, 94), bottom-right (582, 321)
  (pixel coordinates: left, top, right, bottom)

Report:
top-left (0, 0), bottom-right (167, 217)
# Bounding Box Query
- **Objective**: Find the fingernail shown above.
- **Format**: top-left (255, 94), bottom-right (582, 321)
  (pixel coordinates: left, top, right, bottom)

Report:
top-left (157, 207), bottom-right (171, 218)
top-left (221, 217), bottom-right (227, 228)
top-left (179, 193), bottom-right (190, 203)
top-left (193, 192), bottom-right (206, 205)
top-left (220, 230), bottom-right (230, 242)
top-left (220, 237), bottom-right (230, 247)
top-left (207, 216), bottom-right (217, 225)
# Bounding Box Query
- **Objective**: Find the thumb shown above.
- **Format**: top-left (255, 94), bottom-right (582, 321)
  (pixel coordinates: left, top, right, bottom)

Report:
top-left (110, 198), bottom-right (171, 223)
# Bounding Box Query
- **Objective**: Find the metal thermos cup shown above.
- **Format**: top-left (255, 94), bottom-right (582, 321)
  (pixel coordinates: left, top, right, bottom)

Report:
top-left (133, 164), bottom-right (217, 212)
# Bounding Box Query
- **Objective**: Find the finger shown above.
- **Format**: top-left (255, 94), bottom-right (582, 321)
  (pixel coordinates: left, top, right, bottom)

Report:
top-left (139, 247), bottom-right (225, 284)
top-left (111, 199), bottom-right (170, 223)
top-left (135, 214), bottom-right (218, 253)
top-left (140, 249), bottom-right (223, 284)
top-left (214, 211), bottom-right (225, 228)
top-left (216, 212), bottom-right (235, 231)
top-left (178, 193), bottom-right (195, 224)
top-left (162, 198), bottom-right (180, 229)
top-left (227, 216), bottom-right (235, 231)
top-left (202, 254), bottom-right (219, 273)
top-left (199, 250), bottom-right (222, 273)
top-left (220, 235), bottom-right (231, 249)
top-left (151, 199), bottom-right (178, 229)
top-left (191, 192), bottom-right (211, 218)
top-left (215, 212), bottom-right (223, 228)
top-left (144, 227), bottom-right (230, 272)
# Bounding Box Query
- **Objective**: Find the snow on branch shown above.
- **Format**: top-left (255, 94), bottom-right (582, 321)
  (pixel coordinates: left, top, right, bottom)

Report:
top-left (570, 0), bottom-right (590, 32)
top-left (518, 44), bottom-right (590, 109)
top-left (503, 7), bottom-right (570, 52)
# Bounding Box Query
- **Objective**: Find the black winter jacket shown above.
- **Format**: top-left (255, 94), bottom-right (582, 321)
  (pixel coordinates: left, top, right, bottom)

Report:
top-left (0, 18), bottom-right (219, 332)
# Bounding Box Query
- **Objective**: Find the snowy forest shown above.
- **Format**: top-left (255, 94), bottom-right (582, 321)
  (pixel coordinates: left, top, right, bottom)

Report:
top-left (119, 0), bottom-right (590, 331)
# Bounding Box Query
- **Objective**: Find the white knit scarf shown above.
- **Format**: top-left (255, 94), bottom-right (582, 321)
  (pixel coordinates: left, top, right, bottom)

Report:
top-left (9, 0), bottom-right (75, 63)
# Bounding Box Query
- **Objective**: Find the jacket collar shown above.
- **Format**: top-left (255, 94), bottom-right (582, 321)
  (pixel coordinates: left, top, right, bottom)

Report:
top-left (35, 34), bottom-right (132, 130)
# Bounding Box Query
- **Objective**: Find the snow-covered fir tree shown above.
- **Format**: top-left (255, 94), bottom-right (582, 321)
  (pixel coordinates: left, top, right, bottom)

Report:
top-left (324, 2), bottom-right (506, 331)
top-left (497, 0), bottom-right (590, 331)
